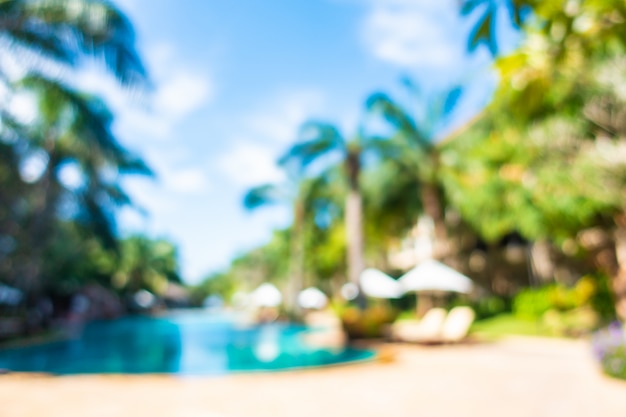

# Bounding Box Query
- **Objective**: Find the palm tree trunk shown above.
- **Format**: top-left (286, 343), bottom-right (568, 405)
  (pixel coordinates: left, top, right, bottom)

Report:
top-left (612, 223), bottom-right (626, 321)
top-left (22, 148), bottom-right (61, 295)
top-left (286, 198), bottom-right (305, 314)
top-left (420, 182), bottom-right (448, 259)
top-left (346, 190), bottom-right (364, 286)
top-left (345, 149), bottom-right (366, 308)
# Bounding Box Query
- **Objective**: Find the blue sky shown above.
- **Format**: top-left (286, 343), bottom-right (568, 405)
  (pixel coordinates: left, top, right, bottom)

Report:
top-left (73, 0), bottom-right (499, 283)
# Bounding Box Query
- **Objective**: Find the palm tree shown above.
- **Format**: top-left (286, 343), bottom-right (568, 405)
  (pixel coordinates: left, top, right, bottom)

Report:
top-left (0, 0), bottom-right (148, 295)
top-left (243, 169), bottom-right (309, 312)
top-left (366, 81), bottom-right (463, 260)
top-left (280, 122), bottom-right (367, 304)
top-left (114, 235), bottom-right (181, 296)
top-left (8, 76), bottom-right (151, 293)
top-left (0, 0), bottom-right (146, 85)
top-left (459, 0), bottom-right (531, 55)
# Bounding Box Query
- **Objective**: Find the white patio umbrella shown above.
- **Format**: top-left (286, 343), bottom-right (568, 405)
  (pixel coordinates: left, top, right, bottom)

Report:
top-left (359, 268), bottom-right (404, 299)
top-left (297, 287), bottom-right (328, 310)
top-left (398, 259), bottom-right (474, 294)
top-left (251, 283), bottom-right (282, 307)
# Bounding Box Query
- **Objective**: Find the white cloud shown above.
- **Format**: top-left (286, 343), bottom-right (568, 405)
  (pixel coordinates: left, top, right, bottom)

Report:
top-left (123, 177), bottom-right (177, 216)
top-left (154, 72), bottom-right (211, 119)
top-left (213, 88), bottom-right (326, 187)
top-left (247, 89), bottom-right (325, 144)
top-left (72, 42), bottom-right (213, 142)
top-left (216, 142), bottom-right (285, 187)
top-left (142, 147), bottom-right (211, 195)
top-left (361, 0), bottom-right (465, 69)
top-left (163, 167), bottom-right (210, 194)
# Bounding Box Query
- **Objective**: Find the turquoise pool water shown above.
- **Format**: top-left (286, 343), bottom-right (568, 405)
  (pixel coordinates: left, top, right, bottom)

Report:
top-left (0, 312), bottom-right (374, 375)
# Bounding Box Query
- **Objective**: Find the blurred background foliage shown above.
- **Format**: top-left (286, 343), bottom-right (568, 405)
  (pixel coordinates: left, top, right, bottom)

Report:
top-left (3, 0), bottom-right (626, 344)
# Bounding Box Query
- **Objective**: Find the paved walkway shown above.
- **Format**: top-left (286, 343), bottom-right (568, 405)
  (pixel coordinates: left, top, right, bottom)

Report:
top-left (1, 336), bottom-right (625, 417)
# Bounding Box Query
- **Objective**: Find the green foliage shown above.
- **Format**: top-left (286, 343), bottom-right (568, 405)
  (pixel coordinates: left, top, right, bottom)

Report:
top-left (471, 314), bottom-right (555, 338)
top-left (601, 346), bottom-right (626, 381)
top-left (452, 295), bottom-right (512, 320)
top-left (593, 324), bottom-right (626, 381)
top-left (337, 304), bottom-right (398, 339)
top-left (512, 276), bottom-right (615, 323)
top-left (225, 228), bottom-right (291, 290)
top-left (513, 285), bottom-right (576, 320)
top-left (0, 0), bottom-right (149, 302)
top-left (362, 159), bottom-right (422, 253)
top-left (112, 236), bottom-right (182, 296)
top-left (586, 273), bottom-right (616, 321)
top-left (0, 0), bottom-right (147, 85)
top-left (190, 272), bottom-right (238, 306)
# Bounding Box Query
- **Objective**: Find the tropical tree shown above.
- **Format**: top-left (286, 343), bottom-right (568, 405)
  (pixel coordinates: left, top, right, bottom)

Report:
top-left (456, 0), bottom-right (626, 319)
top-left (0, 0), bottom-right (148, 298)
top-left (461, 0), bottom-right (626, 62)
top-left (461, 0), bottom-right (626, 121)
top-left (4, 76), bottom-right (150, 294)
top-left (243, 162), bottom-right (314, 311)
top-left (112, 235), bottom-right (182, 296)
top-left (460, 0), bottom-right (531, 55)
top-left (360, 156), bottom-right (422, 267)
top-left (190, 271), bottom-right (239, 307)
top-left (245, 160), bottom-right (353, 302)
top-left (280, 122), bottom-right (367, 304)
top-left (0, 0), bottom-right (146, 85)
top-left (232, 228), bottom-right (292, 290)
top-left (365, 81), bottom-right (462, 259)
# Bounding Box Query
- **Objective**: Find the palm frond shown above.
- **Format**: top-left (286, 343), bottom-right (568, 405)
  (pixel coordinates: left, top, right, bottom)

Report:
top-left (1, 0), bottom-right (148, 87)
top-left (20, 75), bottom-right (150, 174)
top-left (466, 1), bottom-right (497, 55)
top-left (366, 92), bottom-right (432, 150)
top-left (443, 86), bottom-right (463, 117)
top-left (77, 188), bottom-right (118, 250)
top-left (461, 0), bottom-right (532, 55)
top-left (279, 121), bottom-right (345, 169)
top-left (243, 184), bottom-right (287, 210)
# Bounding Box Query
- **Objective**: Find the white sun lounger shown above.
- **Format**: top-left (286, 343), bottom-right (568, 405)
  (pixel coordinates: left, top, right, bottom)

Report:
top-left (391, 306), bottom-right (475, 344)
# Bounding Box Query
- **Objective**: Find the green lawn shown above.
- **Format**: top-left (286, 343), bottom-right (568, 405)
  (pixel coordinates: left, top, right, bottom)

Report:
top-left (470, 314), bottom-right (556, 339)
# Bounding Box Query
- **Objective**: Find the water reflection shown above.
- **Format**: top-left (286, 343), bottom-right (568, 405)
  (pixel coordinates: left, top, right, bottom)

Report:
top-left (0, 312), bottom-right (373, 375)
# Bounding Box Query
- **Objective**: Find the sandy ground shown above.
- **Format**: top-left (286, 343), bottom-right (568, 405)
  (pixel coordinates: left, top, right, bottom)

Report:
top-left (1, 336), bottom-right (625, 417)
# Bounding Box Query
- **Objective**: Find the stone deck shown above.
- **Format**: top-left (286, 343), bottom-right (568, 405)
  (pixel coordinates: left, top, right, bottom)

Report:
top-left (1, 336), bottom-right (625, 417)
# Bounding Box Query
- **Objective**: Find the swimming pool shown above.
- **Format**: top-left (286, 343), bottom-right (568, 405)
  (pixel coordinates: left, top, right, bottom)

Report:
top-left (0, 312), bottom-right (374, 375)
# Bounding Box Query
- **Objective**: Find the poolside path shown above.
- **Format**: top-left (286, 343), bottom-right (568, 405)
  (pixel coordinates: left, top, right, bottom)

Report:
top-left (1, 336), bottom-right (625, 417)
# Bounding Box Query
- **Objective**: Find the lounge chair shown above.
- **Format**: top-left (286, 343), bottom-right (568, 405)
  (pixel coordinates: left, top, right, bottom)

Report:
top-left (391, 306), bottom-right (475, 344)
top-left (440, 306), bottom-right (475, 343)
top-left (390, 307), bottom-right (447, 343)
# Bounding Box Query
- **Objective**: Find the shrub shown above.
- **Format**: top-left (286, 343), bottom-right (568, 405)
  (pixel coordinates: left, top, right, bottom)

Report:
top-left (338, 304), bottom-right (398, 339)
top-left (584, 273), bottom-right (616, 321)
top-left (466, 296), bottom-right (511, 320)
top-left (512, 274), bottom-right (616, 325)
top-left (592, 323), bottom-right (626, 381)
top-left (513, 285), bottom-right (565, 320)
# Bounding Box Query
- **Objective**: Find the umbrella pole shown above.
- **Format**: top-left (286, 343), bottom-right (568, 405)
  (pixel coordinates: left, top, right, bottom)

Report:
top-left (416, 293), bottom-right (433, 318)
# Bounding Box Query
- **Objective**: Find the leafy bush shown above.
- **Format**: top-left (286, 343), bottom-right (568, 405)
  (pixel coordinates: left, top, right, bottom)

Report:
top-left (592, 323), bottom-right (626, 380)
top-left (338, 305), bottom-right (398, 339)
top-left (459, 296), bottom-right (511, 320)
top-left (584, 273), bottom-right (615, 321)
top-left (512, 274), bottom-right (615, 325)
top-left (513, 285), bottom-right (577, 320)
